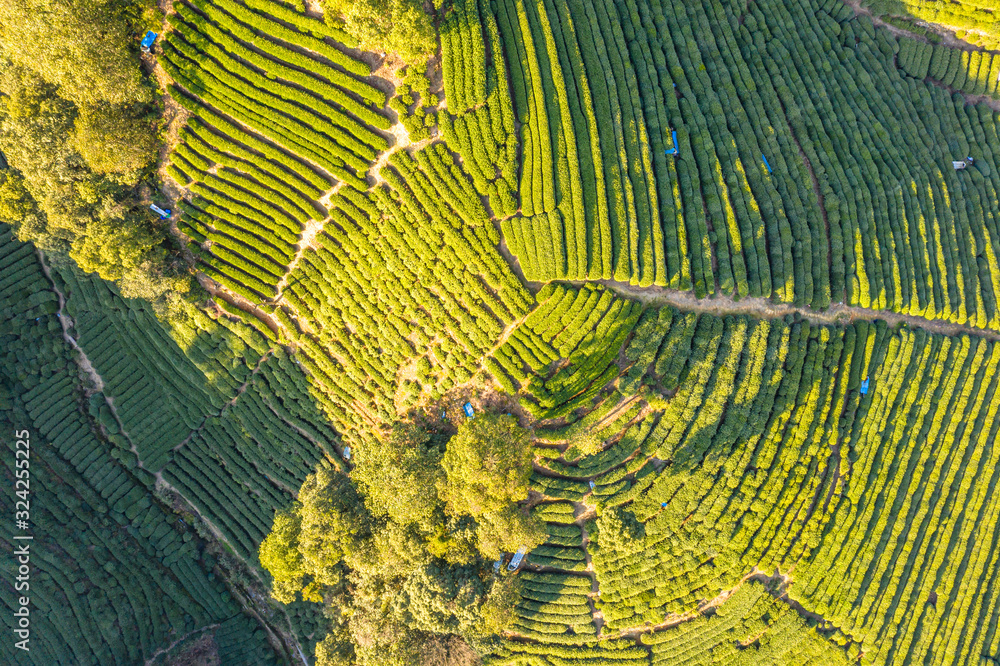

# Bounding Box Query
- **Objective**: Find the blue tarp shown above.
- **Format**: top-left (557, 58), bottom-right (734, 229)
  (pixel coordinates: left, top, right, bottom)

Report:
top-left (665, 129), bottom-right (679, 156)
top-left (463, 402), bottom-right (474, 418)
top-left (860, 377), bottom-right (870, 395)
top-left (141, 31), bottom-right (157, 50)
top-left (762, 154), bottom-right (773, 174)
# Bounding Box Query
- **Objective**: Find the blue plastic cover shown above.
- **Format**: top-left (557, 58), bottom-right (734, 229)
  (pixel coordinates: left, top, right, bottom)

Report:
top-left (665, 129), bottom-right (679, 156)
top-left (463, 402), bottom-right (474, 418)
top-left (507, 546), bottom-right (526, 571)
top-left (141, 31), bottom-right (158, 49)
top-left (860, 377), bottom-right (870, 395)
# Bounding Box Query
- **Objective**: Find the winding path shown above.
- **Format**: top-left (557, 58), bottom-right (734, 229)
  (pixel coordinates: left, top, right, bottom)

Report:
top-left (580, 279), bottom-right (1000, 342)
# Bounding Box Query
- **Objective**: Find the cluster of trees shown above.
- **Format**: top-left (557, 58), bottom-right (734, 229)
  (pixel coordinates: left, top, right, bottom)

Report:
top-left (317, 0), bottom-right (436, 64)
top-left (0, 0), bottom-right (189, 301)
top-left (260, 413), bottom-right (545, 666)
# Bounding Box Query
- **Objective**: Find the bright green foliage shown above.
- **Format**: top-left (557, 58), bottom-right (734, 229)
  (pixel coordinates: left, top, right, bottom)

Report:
top-left (441, 414), bottom-right (547, 557)
top-left (866, 0), bottom-right (1000, 49)
top-left (487, 0), bottom-right (1000, 330)
top-left (160, 0), bottom-right (391, 300)
top-left (440, 0), bottom-right (521, 218)
top-left (643, 581), bottom-right (853, 665)
top-left (319, 0), bottom-right (436, 63)
top-left (162, 0), bottom-right (535, 445)
top-left (481, 285), bottom-right (1000, 665)
top-left (490, 284), bottom-right (642, 419)
top-left (353, 422), bottom-right (444, 526)
top-left (903, 36), bottom-right (1000, 106)
top-left (278, 171), bottom-right (531, 445)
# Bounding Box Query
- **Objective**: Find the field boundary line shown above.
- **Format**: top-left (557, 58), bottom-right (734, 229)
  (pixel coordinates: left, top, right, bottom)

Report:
top-left (554, 279), bottom-right (1000, 342)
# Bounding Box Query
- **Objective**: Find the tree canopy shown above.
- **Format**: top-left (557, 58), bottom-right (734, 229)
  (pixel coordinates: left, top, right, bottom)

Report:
top-left (319, 0), bottom-right (436, 64)
top-left (260, 413), bottom-right (542, 666)
top-left (0, 0), bottom-right (184, 302)
top-left (0, 0), bottom-right (150, 106)
top-left (440, 414), bottom-right (546, 558)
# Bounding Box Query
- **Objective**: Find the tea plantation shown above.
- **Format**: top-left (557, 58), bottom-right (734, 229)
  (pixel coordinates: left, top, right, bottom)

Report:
top-left (2, 0), bottom-right (1000, 664)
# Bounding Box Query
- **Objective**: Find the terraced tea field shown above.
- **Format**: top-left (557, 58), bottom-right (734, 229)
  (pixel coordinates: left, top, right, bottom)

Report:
top-left (3, 0), bottom-right (1000, 663)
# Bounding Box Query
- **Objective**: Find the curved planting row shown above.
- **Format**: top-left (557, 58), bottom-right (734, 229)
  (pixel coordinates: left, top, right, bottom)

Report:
top-left (276, 155), bottom-right (534, 443)
top-left (439, 0), bottom-right (521, 218)
top-left (0, 227), bottom-right (279, 664)
top-left (486, 0), bottom-right (1000, 333)
top-left (483, 278), bottom-right (1000, 664)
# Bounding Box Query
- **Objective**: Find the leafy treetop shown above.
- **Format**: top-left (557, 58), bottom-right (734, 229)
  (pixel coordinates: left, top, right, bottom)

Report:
top-left (260, 412), bottom-right (544, 666)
